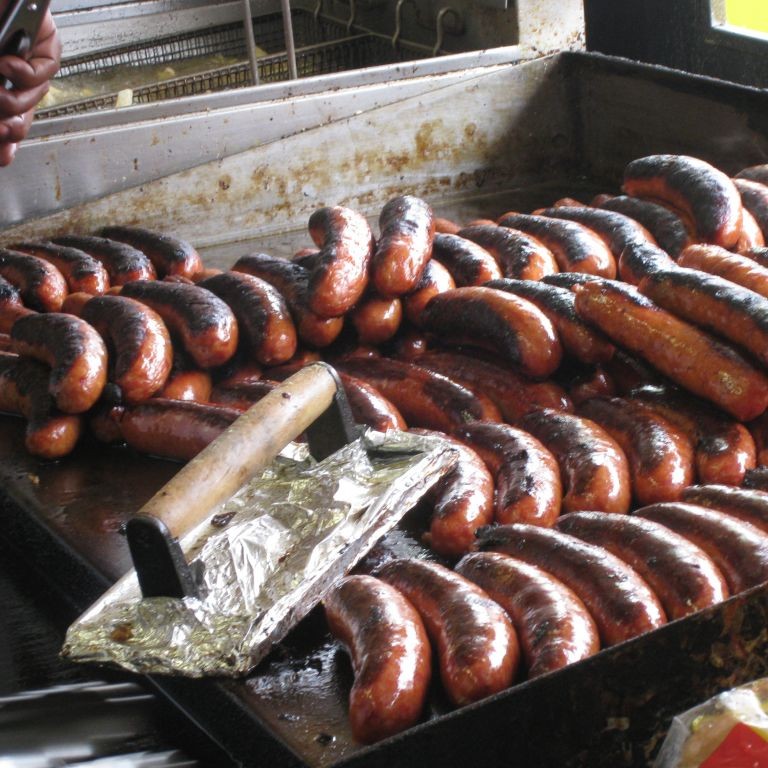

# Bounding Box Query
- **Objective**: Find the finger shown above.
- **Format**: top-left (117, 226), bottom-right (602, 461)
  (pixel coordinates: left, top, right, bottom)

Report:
top-left (0, 142), bottom-right (18, 167)
top-left (0, 81), bottom-right (50, 119)
top-left (0, 12), bottom-right (61, 88)
top-left (0, 111), bottom-right (33, 143)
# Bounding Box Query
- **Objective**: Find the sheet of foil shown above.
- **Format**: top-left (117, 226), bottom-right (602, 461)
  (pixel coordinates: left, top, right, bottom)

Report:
top-left (62, 430), bottom-right (456, 677)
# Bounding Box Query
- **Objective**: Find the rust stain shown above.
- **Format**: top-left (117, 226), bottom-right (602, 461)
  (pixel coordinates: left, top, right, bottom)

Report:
top-left (218, 174), bottom-right (232, 192)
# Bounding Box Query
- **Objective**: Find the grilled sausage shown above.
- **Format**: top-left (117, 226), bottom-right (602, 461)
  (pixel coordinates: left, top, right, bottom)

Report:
top-left (454, 551), bottom-right (599, 677)
top-left (616, 241), bottom-right (677, 286)
top-left (306, 206), bottom-right (374, 316)
top-left (457, 224), bottom-right (558, 280)
top-left (11, 313), bottom-right (108, 414)
top-left (118, 398), bottom-right (240, 461)
top-left (232, 253), bottom-right (343, 349)
top-left (420, 287), bottom-right (562, 379)
top-left (53, 234), bottom-right (157, 284)
top-left (556, 511), bottom-right (728, 620)
top-left (577, 396), bottom-right (694, 505)
top-left (633, 502), bottom-right (768, 593)
top-left (72, 294), bottom-right (173, 404)
top-left (518, 407), bottom-right (630, 514)
top-left (157, 349), bottom-right (214, 403)
top-left (403, 260), bottom-right (454, 327)
top-left (736, 164), bottom-right (768, 186)
top-left (572, 279), bottom-right (768, 421)
top-left (334, 356), bottom-right (500, 432)
top-left (412, 350), bottom-right (573, 422)
top-left (630, 384), bottom-right (756, 486)
top-left (376, 558), bottom-right (519, 706)
top-left (119, 280), bottom-right (238, 369)
top-left (371, 196), bottom-right (435, 297)
top-left (208, 379), bottom-right (277, 410)
top-left (350, 293), bottom-right (403, 344)
top-left (1, 355), bottom-right (84, 459)
top-left (485, 278), bottom-right (614, 364)
top-left (678, 244), bottom-right (768, 299)
top-left (744, 467), bottom-right (768, 491)
top-left (455, 421), bottom-right (562, 527)
top-left (736, 208), bottom-right (765, 251)
top-left (562, 363), bottom-right (616, 405)
top-left (324, 575), bottom-right (431, 744)
top-left (747, 410), bottom-right (768, 466)
top-left (0, 275), bottom-right (34, 334)
top-left (733, 178), bottom-right (768, 240)
top-left (622, 155), bottom-right (743, 249)
top-left (496, 212), bottom-right (616, 278)
top-left (431, 233), bottom-right (502, 286)
top-left (540, 272), bottom-right (603, 290)
top-left (410, 428), bottom-right (494, 558)
top-left (339, 373), bottom-right (405, 432)
top-left (434, 216), bottom-right (462, 235)
top-left (99, 226), bottom-right (202, 279)
top-left (534, 205), bottom-right (657, 255)
top-left (639, 266), bottom-right (768, 368)
top-left (197, 271), bottom-right (297, 366)
top-left (594, 195), bottom-right (693, 258)
top-left (0, 248), bottom-right (68, 312)
top-left (11, 241), bottom-right (110, 295)
top-left (603, 349), bottom-right (668, 395)
top-left (680, 484), bottom-right (768, 534)
top-left (476, 524), bottom-right (667, 646)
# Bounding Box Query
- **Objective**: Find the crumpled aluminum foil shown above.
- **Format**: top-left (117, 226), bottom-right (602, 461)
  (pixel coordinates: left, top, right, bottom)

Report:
top-left (61, 430), bottom-right (456, 677)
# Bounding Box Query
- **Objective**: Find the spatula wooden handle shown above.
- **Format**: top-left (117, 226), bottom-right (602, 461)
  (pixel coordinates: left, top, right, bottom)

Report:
top-left (137, 362), bottom-right (340, 539)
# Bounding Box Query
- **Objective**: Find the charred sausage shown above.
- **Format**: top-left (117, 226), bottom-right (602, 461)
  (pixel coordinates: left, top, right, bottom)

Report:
top-left (0, 248), bottom-right (68, 312)
top-left (53, 234), bottom-right (157, 284)
top-left (431, 233), bottom-right (502, 286)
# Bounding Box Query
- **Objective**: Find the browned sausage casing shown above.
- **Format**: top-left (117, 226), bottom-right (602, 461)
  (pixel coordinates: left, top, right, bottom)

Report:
top-left (577, 396), bottom-right (695, 505)
top-left (733, 178), bottom-right (768, 240)
top-left (232, 253), bottom-right (343, 349)
top-left (556, 511), bottom-right (728, 620)
top-left (457, 224), bottom-right (558, 280)
top-left (120, 280), bottom-right (239, 369)
top-left (53, 234), bottom-right (157, 284)
top-left (518, 407), bottom-right (631, 514)
top-left (639, 266), bottom-right (768, 368)
top-left (630, 384), bottom-right (756, 486)
top-left (1, 355), bottom-right (83, 458)
top-left (376, 558), bottom-right (519, 706)
top-left (197, 271), bottom-right (297, 366)
top-left (622, 155), bottom-right (743, 249)
top-left (412, 349), bottom-right (573, 422)
top-left (0, 248), bottom-right (68, 312)
top-left (370, 196), bottom-right (435, 297)
top-left (633, 502), bottom-right (768, 593)
top-left (77, 294), bottom-right (173, 404)
top-left (455, 551), bottom-right (599, 677)
top-left (497, 212), bottom-right (617, 278)
top-left (118, 398), bottom-right (240, 461)
top-left (208, 379), bottom-right (276, 410)
top-left (421, 287), bottom-right (562, 379)
top-left (410, 428), bottom-right (494, 558)
top-left (617, 241), bottom-right (677, 286)
top-left (572, 279), bottom-right (768, 421)
top-left (476, 523), bottom-right (667, 646)
top-left (485, 278), bottom-right (614, 364)
top-left (431, 233), bottom-right (502, 286)
top-left (339, 373), bottom-right (405, 432)
top-left (0, 275), bottom-right (34, 334)
top-left (99, 226), bottom-right (202, 279)
top-left (350, 293), bottom-right (403, 344)
top-left (324, 575), bottom-right (431, 744)
top-left (595, 195), bottom-right (693, 258)
top-left (678, 244), bottom-right (768, 299)
top-left (403, 259), bottom-right (454, 327)
top-left (335, 356), bottom-right (500, 432)
top-left (307, 206), bottom-right (374, 316)
top-left (12, 241), bottom-right (110, 296)
top-left (11, 313), bottom-right (108, 414)
top-left (744, 467), bottom-right (768, 491)
top-left (455, 421), bottom-right (562, 527)
top-left (680, 484), bottom-right (768, 535)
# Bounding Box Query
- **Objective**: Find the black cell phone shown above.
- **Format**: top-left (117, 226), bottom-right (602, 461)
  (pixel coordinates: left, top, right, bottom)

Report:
top-left (0, 0), bottom-right (51, 89)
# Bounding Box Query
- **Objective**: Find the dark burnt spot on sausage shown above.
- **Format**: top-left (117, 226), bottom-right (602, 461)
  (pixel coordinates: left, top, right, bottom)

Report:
top-left (0, 249), bottom-right (55, 310)
top-left (537, 206), bottom-right (647, 254)
top-left (121, 280), bottom-right (232, 335)
top-left (100, 226), bottom-right (196, 267)
top-left (485, 278), bottom-right (578, 321)
top-left (598, 195), bottom-right (690, 257)
top-left (12, 314), bottom-right (87, 386)
top-left (459, 225), bottom-right (542, 277)
top-left (12, 241), bottom-right (104, 282)
top-left (54, 235), bottom-right (155, 280)
top-left (0, 275), bottom-right (20, 304)
top-left (734, 179), bottom-right (768, 233)
top-left (497, 213), bottom-right (593, 265)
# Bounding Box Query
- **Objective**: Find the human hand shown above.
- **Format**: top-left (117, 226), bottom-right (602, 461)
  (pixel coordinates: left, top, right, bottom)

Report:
top-left (0, 7), bottom-right (61, 166)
